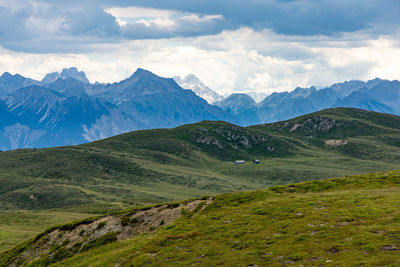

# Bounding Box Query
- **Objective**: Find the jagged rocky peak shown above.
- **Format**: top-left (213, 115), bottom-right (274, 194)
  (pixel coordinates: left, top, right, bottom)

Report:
top-left (0, 71), bottom-right (12, 79)
top-left (119, 68), bottom-right (180, 91)
top-left (291, 86), bottom-right (317, 98)
top-left (129, 68), bottom-right (159, 80)
top-left (42, 67), bottom-right (90, 84)
top-left (173, 73), bottom-right (223, 104)
top-left (224, 93), bottom-right (255, 103)
top-left (0, 72), bottom-right (26, 81)
top-left (183, 74), bottom-right (203, 84)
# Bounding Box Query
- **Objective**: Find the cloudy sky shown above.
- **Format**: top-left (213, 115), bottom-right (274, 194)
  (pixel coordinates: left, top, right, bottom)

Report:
top-left (0, 0), bottom-right (399, 96)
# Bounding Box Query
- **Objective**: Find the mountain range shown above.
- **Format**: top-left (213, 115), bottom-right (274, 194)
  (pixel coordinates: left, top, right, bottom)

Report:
top-left (0, 68), bottom-right (233, 150)
top-left (0, 67), bottom-right (400, 150)
top-left (216, 79), bottom-right (400, 125)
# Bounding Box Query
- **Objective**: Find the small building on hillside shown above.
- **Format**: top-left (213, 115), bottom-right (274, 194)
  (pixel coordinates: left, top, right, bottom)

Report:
top-left (253, 159), bottom-right (260, 164)
top-left (234, 160), bottom-right (245, 165)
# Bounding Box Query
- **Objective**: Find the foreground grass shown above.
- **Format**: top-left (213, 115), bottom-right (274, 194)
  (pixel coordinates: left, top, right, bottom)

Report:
top-left (1, 153), bottom-right (398, 253)
top-left (49, 170), bottom-right (400, 266)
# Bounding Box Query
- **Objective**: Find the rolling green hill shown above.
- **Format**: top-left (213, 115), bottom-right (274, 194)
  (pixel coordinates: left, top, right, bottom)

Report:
top-left (2, 170), bottom-right (400, 266)
top-left (2, 107), bottom-right (400, 251)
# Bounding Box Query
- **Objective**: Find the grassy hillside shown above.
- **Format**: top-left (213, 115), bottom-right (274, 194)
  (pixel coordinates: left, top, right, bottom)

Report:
top-left (2, 170), bottom-right (400, 266)
top-left (2, 107), bottom-right (400, 251)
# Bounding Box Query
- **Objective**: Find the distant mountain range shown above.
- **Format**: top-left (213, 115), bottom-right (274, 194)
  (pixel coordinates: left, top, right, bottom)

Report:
top-left (0, 68), bottom-right (233, 150)
top-left (0, 67), bottom-right (399, 150)
top-left (216, 78), bottom-right (400, 125)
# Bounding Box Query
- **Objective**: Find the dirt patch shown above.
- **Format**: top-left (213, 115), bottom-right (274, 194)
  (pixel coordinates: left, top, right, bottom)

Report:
top-left (381, 245), bottom-right (398, 251)
top-left (289, 123), bottom-right (300, 132)
top-left (324, 140), bottom-right (348, 147)
top-left (6, 198), bottom-right (212, 266)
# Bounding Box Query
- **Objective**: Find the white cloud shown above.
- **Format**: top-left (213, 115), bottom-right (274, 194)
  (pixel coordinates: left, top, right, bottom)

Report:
top-left (0, 28), bottom-right (399, 96)
top-left (136, 18), bottom-right (176, 28)
top-left (106, 6), bottom-right (175, 19)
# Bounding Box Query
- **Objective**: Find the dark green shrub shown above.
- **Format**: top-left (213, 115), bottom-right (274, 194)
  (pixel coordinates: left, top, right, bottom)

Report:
top-left (96, 221), bottom-right (107, 230)
top-left (121, 216), bottom-right (131, 226)
top-left (80, 232), bottom-right (119, 253)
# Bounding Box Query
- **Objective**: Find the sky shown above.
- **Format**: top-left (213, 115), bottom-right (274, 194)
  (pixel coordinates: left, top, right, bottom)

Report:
top-left (0, 0), bottom-right (400, 96)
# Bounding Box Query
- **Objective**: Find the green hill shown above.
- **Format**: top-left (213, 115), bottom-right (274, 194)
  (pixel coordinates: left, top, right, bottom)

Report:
top-left (2, 169), bottom-right (400, 266)
top-left (2, 107), bottom-right (400, 251)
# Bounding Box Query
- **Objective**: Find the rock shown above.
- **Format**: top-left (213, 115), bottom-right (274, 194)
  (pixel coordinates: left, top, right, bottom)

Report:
top-left (279, 261), bottom-right (294, 265)
top-left (289, 123), bottom-right (300, 132)
top-left (267, 146), bottom-right (275, 152)
top-left (196, 135), bottom-right (223, 148)
top-left (381, 245), bottom-right (398, 251)
top-left (309, 257), bottom-right (322, 262)
top-left (327, 247), bottom-right (340, 253)
top-left (324, 140), bottom-right (348, 147)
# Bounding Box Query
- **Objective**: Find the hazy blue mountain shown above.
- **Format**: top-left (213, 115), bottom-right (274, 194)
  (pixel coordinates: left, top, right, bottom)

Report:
top-left (105, 69), bottom-right (235, 128)
top-left (215, 93), bottom-right (260, 126)
top-left (246, 91), bottom-right (269, 103)
top-left (330, 80), bottom-right (366, 97)
top-left (0, 68), bottom-right (234, 150)
top-left (0, 99), bottom-right (14, 129)
top-left (47, 78), bottom-right (89, 96)
top-left (2, 66), bottom-right (400, 150)
top-left (334, 91), bottom-right (394, 114)
top-left (0, 72), bottom-right (42, 96)
top-left (101, 68), bottom-right (183, 103)
top-left (361, 78), bottom-right (400, 113)
top-left (259, 90), bottom-right (318, 122)
top-left (216, 78), bottom-right (400, 124)
top-left (42, 67), bottom-right (90, 84)
top-left (0, 85), bottom-right (117, 150)
top-left (306, 87), bottom-right (341, 110)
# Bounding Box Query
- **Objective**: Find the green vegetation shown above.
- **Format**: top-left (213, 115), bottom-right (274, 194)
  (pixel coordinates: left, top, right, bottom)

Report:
top-left (2, 108), bottom-right (400, 252)
top-left (0, 211), bottom-right (94, 253)
top-left (3, 170), bottom-right (400, 266)
top-left (55, 170), bottom-right (400, 266)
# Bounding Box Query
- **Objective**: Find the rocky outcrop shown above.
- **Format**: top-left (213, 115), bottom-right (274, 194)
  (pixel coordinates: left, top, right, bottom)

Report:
top-left (3, 198), bottom-right (212, 266)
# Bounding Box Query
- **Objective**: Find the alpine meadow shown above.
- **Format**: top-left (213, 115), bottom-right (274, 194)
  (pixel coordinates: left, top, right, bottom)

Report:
top-left (1, 0), bottom-right (400, 266)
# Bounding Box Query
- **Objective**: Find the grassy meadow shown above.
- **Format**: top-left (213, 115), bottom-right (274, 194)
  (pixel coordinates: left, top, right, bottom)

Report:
top-left (2, 108), bottom-right (400, 254)
top-left (2, 170), bottom-right (400, 266)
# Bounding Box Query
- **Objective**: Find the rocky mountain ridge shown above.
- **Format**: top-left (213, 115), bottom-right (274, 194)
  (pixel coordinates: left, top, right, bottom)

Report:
top-left (0, 68), bottom-right (233, 150)
top-left (1, 66), bottom-right (400, 149)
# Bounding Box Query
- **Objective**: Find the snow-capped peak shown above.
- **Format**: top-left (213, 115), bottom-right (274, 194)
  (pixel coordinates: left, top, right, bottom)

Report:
top-left (173, 74), bottom-right (223, 104)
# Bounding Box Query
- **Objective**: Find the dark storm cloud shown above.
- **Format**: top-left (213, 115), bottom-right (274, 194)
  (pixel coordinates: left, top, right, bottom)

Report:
top-left (110, 0), bottom-right (400, 36)
top-left (0, 0), bottom-right (399, 53)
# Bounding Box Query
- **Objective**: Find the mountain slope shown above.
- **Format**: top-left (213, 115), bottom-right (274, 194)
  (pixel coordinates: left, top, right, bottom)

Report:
top-left (2, 108), bottom-right (400, 252)
top-left (0, 86), bottom-right (118, 150)
top-left (215, 93), bottom-right (260, 126)
top-left (217, 78), bottom-right (400, 125)
top-left (334, 91), bottom-right (394, 114)
top-left (1, 108), bottom-right (400, 210)
top-left (47, 78), bottom-right (88, 97)
top-left (3, 169), bottom-right (400, 266)
top-left (0, 69), bottom-right (234, 150)
top-left (0, 72), bottom-right (42, 96)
